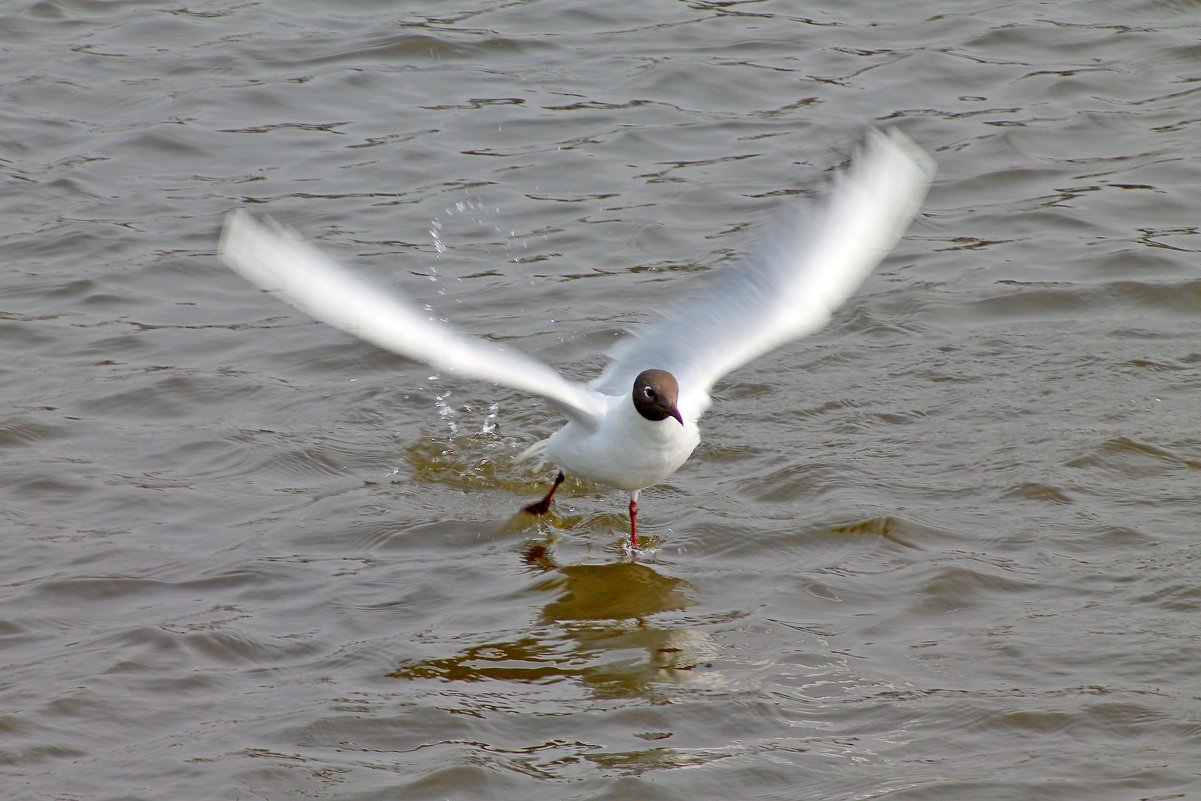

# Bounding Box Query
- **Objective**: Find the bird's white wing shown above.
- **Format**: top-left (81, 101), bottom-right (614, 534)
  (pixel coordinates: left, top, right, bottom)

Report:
top-left (591, 128), bottom-right (935, 416)
top-left (218, 211), bottom-right (608, 427)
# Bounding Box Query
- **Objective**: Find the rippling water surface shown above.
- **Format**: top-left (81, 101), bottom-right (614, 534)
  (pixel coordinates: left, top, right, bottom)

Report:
top-left (3, 1), bottom-right (1201, 799)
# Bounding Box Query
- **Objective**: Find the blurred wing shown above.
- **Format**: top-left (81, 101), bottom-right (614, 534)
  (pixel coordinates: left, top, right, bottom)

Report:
top-left (218, 211), bottom-right (607, 427)
top-left (592, 128), bottom-right (935, 416)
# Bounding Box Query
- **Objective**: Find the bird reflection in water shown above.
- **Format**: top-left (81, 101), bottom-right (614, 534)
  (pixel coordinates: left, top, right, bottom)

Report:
top-left (389, 544), bottom-right (720, 697)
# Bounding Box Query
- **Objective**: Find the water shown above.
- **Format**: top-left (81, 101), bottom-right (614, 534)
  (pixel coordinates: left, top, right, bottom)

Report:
top-left (3, 1), bottom-right (1200, 799)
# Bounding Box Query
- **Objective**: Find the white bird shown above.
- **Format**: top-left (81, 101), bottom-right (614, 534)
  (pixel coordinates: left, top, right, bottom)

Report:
top-left (218, 128), bottom-right (934, 549)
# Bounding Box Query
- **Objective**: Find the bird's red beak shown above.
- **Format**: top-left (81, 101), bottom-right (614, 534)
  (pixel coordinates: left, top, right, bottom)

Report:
top-left (669, 406), bottom-right (684, 426)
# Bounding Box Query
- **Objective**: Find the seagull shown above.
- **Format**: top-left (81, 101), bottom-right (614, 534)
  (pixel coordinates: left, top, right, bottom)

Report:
top-left (218, 128), bottom-right (934, 549)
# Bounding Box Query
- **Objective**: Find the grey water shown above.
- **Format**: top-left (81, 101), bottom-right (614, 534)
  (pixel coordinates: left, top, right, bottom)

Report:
top-left (3, 1), bottom-right (1200, 799)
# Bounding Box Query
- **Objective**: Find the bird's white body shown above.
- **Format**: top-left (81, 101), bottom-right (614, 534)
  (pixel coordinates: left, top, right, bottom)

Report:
top-left (217, 128), bottom-right (935, 544)
top-left (535, 392), bottom-right (702, 492)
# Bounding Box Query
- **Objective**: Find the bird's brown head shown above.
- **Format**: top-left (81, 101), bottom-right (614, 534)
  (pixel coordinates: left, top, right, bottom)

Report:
top-left (632, 368), bottom-right (684, 425)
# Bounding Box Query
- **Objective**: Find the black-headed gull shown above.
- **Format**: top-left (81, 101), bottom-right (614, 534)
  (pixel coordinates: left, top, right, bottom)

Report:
top-left (218, 128), bottom-right (934, 549)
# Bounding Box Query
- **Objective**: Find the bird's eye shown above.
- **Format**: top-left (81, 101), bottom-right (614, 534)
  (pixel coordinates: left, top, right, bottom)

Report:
top-left (643, 387), bottom-right (654, 398)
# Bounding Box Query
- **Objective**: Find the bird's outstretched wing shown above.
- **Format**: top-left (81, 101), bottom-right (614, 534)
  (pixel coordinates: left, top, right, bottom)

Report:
top-left (591, 128), bottom-right (935, 417)
top-left (218, 211), bottom-right (608, 427)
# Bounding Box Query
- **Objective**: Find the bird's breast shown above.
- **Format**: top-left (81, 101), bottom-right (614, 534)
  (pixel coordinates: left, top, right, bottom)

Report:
top-left (543, 398), bottom-right (700, 491)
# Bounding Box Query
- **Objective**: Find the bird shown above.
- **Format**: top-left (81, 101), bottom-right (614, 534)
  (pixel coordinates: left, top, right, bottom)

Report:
top-left (218, 128), bottom-right (934, 550)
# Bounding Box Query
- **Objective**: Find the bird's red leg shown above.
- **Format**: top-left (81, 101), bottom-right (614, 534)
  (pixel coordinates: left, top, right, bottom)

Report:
top-left (628, 495), bottom-right (639, 550)
top-left (523, 471), bottom-right (565, 515)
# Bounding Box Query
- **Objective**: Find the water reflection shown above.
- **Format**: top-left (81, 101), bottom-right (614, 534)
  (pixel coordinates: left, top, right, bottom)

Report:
top-left (390, 544), bottom-right (719, 697)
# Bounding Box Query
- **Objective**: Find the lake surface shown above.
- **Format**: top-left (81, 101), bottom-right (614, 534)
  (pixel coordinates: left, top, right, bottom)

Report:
top-left (3, 1), bottom-right (1200, 799)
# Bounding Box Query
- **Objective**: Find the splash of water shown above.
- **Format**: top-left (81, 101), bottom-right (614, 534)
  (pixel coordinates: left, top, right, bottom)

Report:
top-left (424, 196), bottom-right (525, 437)
top-left (433, 386), bottom-right (458, 436)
